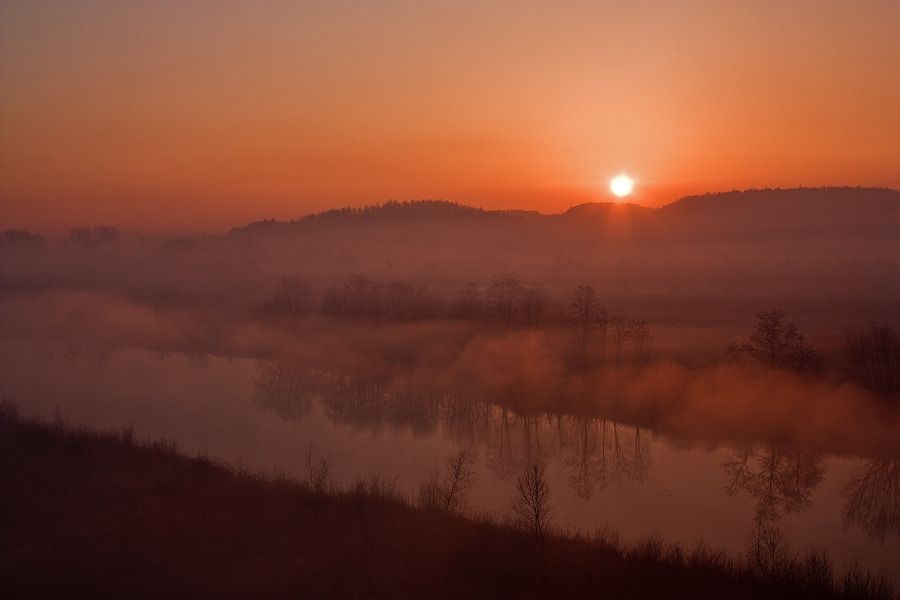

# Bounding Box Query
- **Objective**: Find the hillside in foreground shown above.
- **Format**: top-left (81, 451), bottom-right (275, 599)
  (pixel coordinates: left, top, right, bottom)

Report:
top-left (0, 407), bottom-right (894, 600)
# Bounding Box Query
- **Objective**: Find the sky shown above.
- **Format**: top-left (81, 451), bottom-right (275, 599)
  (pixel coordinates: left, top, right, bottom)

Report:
top-left (2, 0), bottom-right (899, 234)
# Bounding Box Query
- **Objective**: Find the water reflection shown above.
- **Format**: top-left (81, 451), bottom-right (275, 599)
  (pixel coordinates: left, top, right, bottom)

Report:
top-left (254, 361), bottom-right (316, 420)
top-left (3, 344), bottom-right (898, 581)
top-left (844, 460), bottom-right (900, 540)
top-left (252, 359), bottom-right (900, 548)
top-left (724, 447), bottom-right (824, 524)
top-left (253, 360), bottom-right (654, 496)
top-left (564, 417), bottom-right (650, 499)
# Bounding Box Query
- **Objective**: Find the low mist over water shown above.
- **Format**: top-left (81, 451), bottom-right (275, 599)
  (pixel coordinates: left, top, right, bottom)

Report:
top-left (3, 338), bottom-right (898, 582)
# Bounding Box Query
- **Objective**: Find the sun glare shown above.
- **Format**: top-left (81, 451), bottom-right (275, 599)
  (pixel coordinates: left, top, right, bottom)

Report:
top-left (610, 174), bottom-right (635, 198)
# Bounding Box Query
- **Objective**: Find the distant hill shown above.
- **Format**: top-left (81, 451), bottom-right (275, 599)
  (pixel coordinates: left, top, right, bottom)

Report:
top-left (229, 187), bottom-right (900, 243)
top-left (230, 200), bottom-right (542, 237)
top-left (657, 187), bottom-right (900, 240)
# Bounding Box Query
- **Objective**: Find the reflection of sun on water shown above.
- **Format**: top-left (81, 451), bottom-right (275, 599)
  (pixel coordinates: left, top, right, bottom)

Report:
top-left (610, 174), bottom-right (635, 199)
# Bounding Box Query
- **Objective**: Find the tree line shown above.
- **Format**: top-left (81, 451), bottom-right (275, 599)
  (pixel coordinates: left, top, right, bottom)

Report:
top-left (264, 272), bottom-right (653, 364)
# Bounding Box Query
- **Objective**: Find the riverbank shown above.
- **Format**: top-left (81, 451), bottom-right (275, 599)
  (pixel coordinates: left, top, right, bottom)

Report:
top-left (0, 404), bottom-right (893, 599)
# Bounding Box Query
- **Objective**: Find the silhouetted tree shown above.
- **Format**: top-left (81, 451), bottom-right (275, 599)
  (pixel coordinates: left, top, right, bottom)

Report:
top-left (739, 310), bottom-right (821, 373)
top-left (845, 323), bottom-right (900, 398)
top-left (567, 285), bottom-right (605, 343)
top-left (513, 461), bottom-right (552, 546)
top-left (418, 450), bottom-right (477, 514)
top-left (747, 520), bottom-right (789, 579)
top-left (441, 450), bottom-right (476, 513)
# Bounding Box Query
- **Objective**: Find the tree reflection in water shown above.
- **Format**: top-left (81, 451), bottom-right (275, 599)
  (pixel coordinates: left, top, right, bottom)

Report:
top-left (253, 361), bottom-right (316, 420)
top-left (252, 360), bottom-right (653, 496)
top-left (564, 417), bottom-right (651, 499)
top-left (724, 446), bottom-right (824, 524)
top-left (251, 358), bottom-right (900, 560)
top-left (844, 459), bottom-right (900, 540)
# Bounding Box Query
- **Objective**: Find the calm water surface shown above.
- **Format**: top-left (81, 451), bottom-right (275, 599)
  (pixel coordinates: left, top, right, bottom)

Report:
top-left (1, 339), bottom-right (898, 582)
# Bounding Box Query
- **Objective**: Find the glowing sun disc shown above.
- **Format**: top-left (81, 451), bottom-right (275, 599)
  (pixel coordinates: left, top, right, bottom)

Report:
top-left (610, 174), bottom-right (635, 198)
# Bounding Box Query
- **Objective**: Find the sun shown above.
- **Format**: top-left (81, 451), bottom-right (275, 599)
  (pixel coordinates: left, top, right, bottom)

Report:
top-left (610, 174), bottom-right (635, 198)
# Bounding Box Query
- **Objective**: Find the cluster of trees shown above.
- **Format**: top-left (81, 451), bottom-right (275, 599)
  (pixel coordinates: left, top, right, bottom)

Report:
top-left (730, 311), bottom-right (900, 402)
top-left (314, 272), bottom-right (553, 325)
top-left (416, 450), bottom-right (552, 548)
top-left (728, 310), bottom-right (822, 374)
top-left (320, 274), bottom-right (441, 321)
top-left (265, 273), bottom-right (652, 363)
top-left (567, 284), bottom-right (651, 364)
top-left (68, 225), bottom-right (119, 249)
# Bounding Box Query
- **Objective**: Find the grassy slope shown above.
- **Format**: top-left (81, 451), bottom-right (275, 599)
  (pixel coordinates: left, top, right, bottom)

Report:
top-left (0, 412), bottom-right (892, 600)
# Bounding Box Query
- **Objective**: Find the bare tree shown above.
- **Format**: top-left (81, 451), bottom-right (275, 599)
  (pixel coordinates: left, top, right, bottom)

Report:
top-left (747, 520), bottom-right (789, 578)
top-left (739, 310), bottom-right (821, 373)
top-left (418, 450), bottom-right (477, 514)
top-left (440, 450), bottom-right (476, 513)
top-left (567, 285), bottom-right (605, 343)
top-left (513, 461), bottom-right (552, 544)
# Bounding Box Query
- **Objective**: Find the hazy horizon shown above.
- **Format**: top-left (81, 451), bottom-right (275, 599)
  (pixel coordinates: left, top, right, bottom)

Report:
top-left (3, 184), bottom-right (899, 238)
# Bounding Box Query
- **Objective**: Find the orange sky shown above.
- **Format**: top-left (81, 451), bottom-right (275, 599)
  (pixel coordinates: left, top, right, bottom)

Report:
top-left (2, 1), bottom-right (899, 234)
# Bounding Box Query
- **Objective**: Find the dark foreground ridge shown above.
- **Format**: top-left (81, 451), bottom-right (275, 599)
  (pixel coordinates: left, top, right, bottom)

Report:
top-left (0, 406), bottom-right (894, 600)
